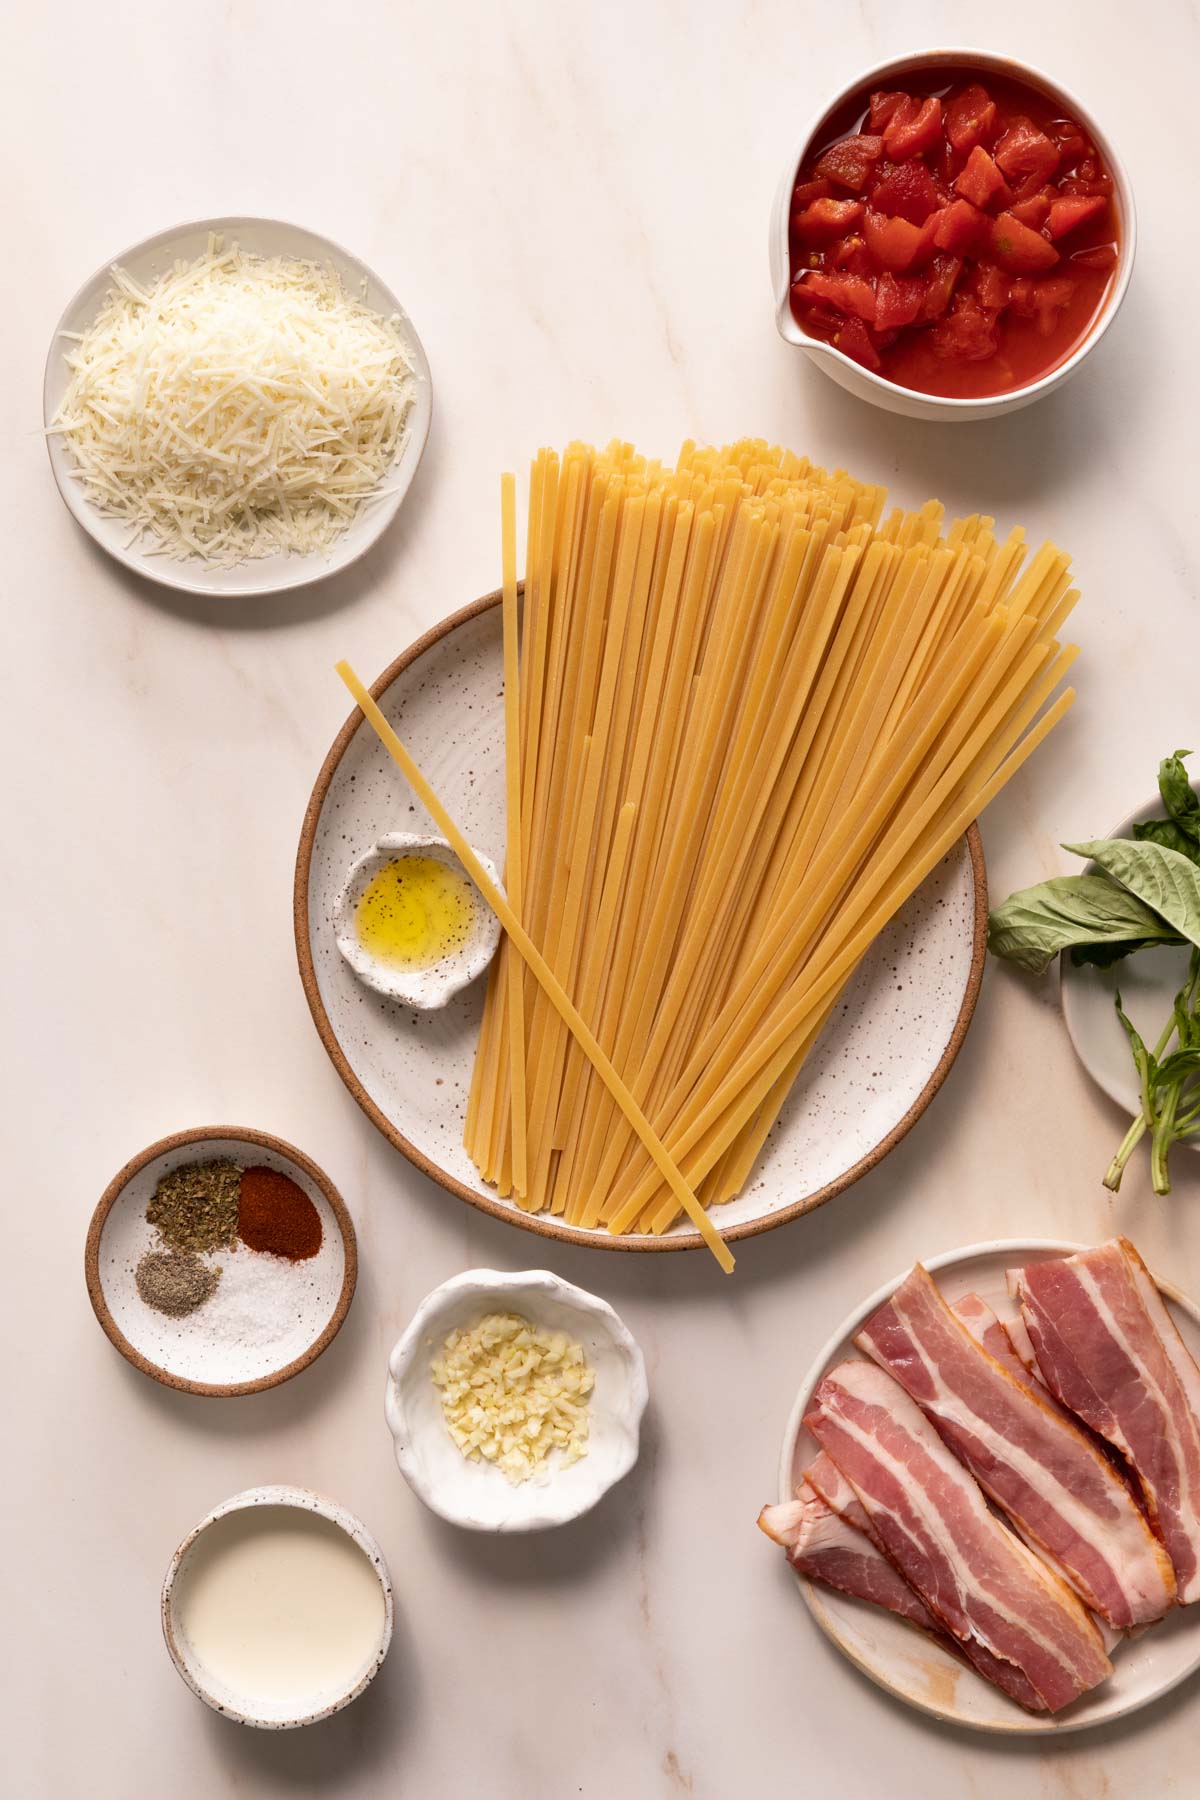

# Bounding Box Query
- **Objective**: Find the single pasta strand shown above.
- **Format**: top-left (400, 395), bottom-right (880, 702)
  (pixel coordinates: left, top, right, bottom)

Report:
top-left (499, 473), bottom-right (528, 1198)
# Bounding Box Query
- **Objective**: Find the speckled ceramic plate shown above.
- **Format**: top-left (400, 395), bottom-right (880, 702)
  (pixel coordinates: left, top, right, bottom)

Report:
top-left (295, 592), bottom-right (987, 1254)
top-left (777, 1239), bottom-right (1200, 1733)
top-left (86, 1127), bottom-right (356, 1395)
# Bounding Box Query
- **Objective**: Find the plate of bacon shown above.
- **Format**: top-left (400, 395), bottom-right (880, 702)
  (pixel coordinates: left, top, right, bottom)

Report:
top-left (759, 1237), bottom-right (1200, 1731)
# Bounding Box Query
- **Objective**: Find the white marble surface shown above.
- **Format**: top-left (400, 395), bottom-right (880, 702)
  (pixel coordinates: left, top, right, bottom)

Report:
top-left (4, 3), bottom-right (1197, 1795)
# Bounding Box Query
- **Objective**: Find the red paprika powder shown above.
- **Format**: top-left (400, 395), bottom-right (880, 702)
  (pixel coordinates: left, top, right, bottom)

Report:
top-left (238, 1165), bottom-right (323, 1261)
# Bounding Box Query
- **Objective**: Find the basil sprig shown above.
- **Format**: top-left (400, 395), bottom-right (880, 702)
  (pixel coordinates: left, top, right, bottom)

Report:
top-left (988, 750), bottom-right (1200, 1194)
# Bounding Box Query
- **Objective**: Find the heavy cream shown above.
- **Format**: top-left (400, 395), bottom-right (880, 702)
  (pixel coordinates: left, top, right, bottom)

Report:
top-left (173, 1505), bottom-right (385, 1708)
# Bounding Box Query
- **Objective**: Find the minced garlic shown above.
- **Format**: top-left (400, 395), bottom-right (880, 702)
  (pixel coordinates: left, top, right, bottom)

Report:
top-left (430, 1312), bottom-right (594, 1485)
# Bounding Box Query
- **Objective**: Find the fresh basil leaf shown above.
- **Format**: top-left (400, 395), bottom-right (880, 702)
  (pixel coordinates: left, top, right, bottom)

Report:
top-left (1133, 817), bottom-right (1200, 867)
top-left (987, 874), bottom-right (1180, 975)
top-left (1158, 750), bottom-right (1200, 844)
top-left (1156, 1048), bottom-right (1200, 1085)
top-left (1064, 839), bottom-right (1200, 951)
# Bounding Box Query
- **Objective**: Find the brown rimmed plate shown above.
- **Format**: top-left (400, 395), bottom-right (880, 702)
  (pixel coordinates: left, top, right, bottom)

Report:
top-left (295, 592), bottom-right (987, 1254)
top-left (85, 1126), bottom-right (357, 1395)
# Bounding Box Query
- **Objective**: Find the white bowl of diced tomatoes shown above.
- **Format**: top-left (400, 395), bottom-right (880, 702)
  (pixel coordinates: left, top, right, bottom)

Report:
top-left (771, 50), bottom-right (1136, 421)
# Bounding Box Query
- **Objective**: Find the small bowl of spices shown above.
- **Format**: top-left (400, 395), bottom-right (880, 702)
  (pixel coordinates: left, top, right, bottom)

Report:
top-left (85, 1126), bottom-right (356, 1395)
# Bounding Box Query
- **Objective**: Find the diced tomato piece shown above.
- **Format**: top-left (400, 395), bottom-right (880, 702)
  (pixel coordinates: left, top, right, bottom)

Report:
top-left (1046, 194), bottom-right (1107, 239)
top-left (793, 270), bottom-right (877, 323)
top-left (1045, 117), bottom-right (1091, 168)
top-left (968, 260), bottom-right (1011, 312)
top-left (867, 90), bottom-right (909, 132)
top-left (906, 209), bottom-right (942, 268)
top-left (869, 159), bottom-right (940, 224)
top-left (815, 134), bottom-right (885, 192)
top-left (874, 270), bottom-right (926, 331)
top-left (862, 210), bottom-right (925, 272)
top-left (791, 176), bottom-right (834, 207)
top-left (1007, 277), bottom-right (1036, 319)
top-left (932, 199), bottom-right (989, 256)
top-left (953, 145), bottom-right (1007, 209)
top-left (884, 95), bottom-right (943, 160)
top-left (791, 197), bottom-right (865, 244)
top-left (1070, 243), bottom-right (1118, 272)
top-left (930, 138), bottom-right (959, 194)
top-left (792, 300), bottom-right (842, 338)
top-left (828, 234), bottom-right (875, 278)
top-left (830, 315), bottom-right (881, 370)
top-left (1009, 190), bottom-right (1052, 229)
top-left (919, 254), bottom-right (964, 321)
top-left (1061, 171), bottom-right (1115, 199)
top-left (931, 293), bottom-right (999, 362)
top-left (994, 116), bottom-right (1060, 187)
top-left (944, 83), bottom-right (998, 153)
top-left (1028, 275), bottom-right (1075, 336)
top-left (989, 210), bottom-right (1060, 273)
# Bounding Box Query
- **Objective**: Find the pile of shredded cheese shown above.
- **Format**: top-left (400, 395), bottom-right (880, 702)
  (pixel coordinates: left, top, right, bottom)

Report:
top-left (430, 1312), bottom-right (594, 1485)
top-left (51, 238), bottom-right (416, 565)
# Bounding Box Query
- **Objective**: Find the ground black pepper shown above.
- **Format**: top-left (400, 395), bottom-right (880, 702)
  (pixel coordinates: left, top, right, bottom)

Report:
top-left (135, 1249), bottom-right (221, 1317)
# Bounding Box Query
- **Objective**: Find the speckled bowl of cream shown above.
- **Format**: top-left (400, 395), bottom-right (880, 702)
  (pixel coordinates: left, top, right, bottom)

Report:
top-left (161, 1485), bottom-right (393, 1729)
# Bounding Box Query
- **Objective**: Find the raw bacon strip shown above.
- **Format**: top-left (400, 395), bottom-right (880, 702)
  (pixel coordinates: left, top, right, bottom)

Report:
top-left (803, 1449), bottom-right (1048, 1710)
top-left (758, 1488), bottom-right (936, 1629)
top-left (1013, 1238), bottom-right (1200, 1603)
top-left (805, 1359), bottom-right (1113, 1712)
top-left (858, 1265), bottom-right (1175, 1627)
top-left (1123, 1239), bottom-right (1200, 1423)
top-left (804, 1449), bottom-right (874, 1532)
top-left (948, 1293), bottom-right (1135, 1653)
top-left (760, 1478), bottom-right (1046, 1709)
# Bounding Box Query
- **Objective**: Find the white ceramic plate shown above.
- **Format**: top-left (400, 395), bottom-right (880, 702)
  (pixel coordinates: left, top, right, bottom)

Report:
top-left (384, 1268), bottom-right (648, 1531)
top-left (776, 1238), bottom-right (1200, 1733)
top-left (1060, 783), bottom-right (1200, 1134)
top-left (296, 593), bottom-right (986, 1254)
top-left (86, 1126), bottom-right (356, 1395)
top-left (43, 215), bottom-right (432, 597)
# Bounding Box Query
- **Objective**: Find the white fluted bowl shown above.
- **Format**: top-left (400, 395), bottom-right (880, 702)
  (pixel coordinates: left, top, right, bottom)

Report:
top-left (385, 1268), bottom-right (648, 1531)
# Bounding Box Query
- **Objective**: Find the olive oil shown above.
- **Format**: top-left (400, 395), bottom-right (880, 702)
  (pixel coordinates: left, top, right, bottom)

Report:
top-left (355, 854), bottom-right (476, 971)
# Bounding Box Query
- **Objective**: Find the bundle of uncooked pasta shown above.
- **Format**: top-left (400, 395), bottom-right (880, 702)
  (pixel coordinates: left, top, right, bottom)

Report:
top-left (464, 438), bottom-right (1079, 1241)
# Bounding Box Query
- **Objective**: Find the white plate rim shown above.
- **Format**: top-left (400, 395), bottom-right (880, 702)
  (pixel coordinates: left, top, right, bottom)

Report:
top-left (293, 589), bottom-right (989, 1255)
top-left (776, 1236), bottom-right (1200, 1733)
top-left (42, 213), bottom-right (433, 598)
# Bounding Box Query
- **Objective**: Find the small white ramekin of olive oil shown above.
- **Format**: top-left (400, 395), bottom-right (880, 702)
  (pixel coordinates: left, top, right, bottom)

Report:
top-left (334, 832), bottom-right (502, 1007)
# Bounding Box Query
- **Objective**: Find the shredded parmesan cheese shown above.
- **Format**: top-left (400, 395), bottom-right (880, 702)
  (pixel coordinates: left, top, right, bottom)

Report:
top-left (430, 1312), bottom-right (594, 1485)
top-left (51, 237), bottom-right (416, 565)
